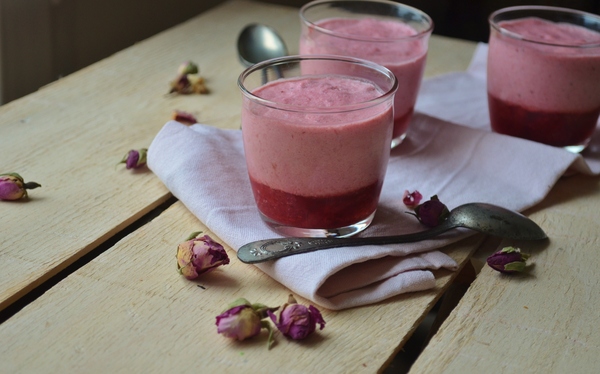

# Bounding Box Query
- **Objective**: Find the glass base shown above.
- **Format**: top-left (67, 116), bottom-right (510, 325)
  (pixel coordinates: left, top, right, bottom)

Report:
top-left (391, 133), bottom-right (407, 149)
top-left (490, 127), bottom-right (591, 154)
top-left (563, 142), bottom-right (588, 154)
top-left (259, 211), bottom-right (376, 238)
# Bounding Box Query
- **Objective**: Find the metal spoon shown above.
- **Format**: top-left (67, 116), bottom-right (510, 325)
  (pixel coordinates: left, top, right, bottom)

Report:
top-left (237, 203), bottom-right (547, 263)
top-left (237, 23), bottom-right (288, 67)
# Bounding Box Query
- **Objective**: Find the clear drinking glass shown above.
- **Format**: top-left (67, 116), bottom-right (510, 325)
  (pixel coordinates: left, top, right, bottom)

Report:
top-left (238, 55), bottom-right (397, 238)
top-left (300, 0), bottom-right (433, 148)
top-left (488, 6), bottom-right (600, 153)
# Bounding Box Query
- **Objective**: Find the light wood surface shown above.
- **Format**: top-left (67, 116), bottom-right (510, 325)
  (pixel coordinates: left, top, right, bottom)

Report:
top-left (0, 0), bottom-right (256, 311)
top-left (2, 0), bottom-right (597, 372)
top-left (0, 0), bottom-right (475, 313)
top-left (0, 1), bottom-right (500, 373)
top-left (0, 200), bottom-right (482, 373)
top-left (411, 173), bottom-right (600, 373)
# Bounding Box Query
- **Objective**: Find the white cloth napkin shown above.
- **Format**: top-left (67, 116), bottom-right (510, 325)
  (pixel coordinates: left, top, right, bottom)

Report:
top-left (148, 44), bottom-right (599, 310)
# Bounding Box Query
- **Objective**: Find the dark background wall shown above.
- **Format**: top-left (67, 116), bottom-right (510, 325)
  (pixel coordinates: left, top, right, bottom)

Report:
top-left (0, 0), bottom-right (223, 104)
top-left (407, 0), bottom-right (600, 42)
top-left (1, 0), bottom-right (599, 104)
top-left (266, 0), bottom-right (600, 42)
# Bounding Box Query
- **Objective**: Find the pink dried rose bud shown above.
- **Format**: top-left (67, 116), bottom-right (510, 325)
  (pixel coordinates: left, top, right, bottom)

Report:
top-left (177, 231), bottom-right (230, 280)
top-left (216, 304), bottom-right (262, 341)
top-left (402, 189), bottom-right (423, 209)
top-left (118, 148), bottom-right (147, 169)
top-left (487, 246), bottom-right (530, 274)
top-left (177, 61), bottom-right (199, 75)
top-left (0, 173), bottom-right (41, 201)
top-left (268, 294), bottom-right (325, 340)
top-left (216, 298), bottom-right (278, 348)
top-left (409, 195), bottom-right (450, 227)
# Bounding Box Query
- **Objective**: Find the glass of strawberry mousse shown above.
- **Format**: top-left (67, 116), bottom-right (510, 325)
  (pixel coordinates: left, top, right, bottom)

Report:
top-left (299, 0), bottom-right (433, 148)
top-left (238, 55), bottom-right (397, 238)
top-left (488, 6), bottom-right (600, 153)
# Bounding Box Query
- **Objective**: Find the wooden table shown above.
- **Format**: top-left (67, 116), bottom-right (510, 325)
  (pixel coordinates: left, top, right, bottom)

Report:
top-left (1, 1), bottom-right (598, 372)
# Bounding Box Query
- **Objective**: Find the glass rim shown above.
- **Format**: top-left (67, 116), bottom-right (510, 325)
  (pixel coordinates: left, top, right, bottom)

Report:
top-left (237, 54), bottom-right (398, 114)
top-left (489, 5), bottom-right (600, 48)
top-left (299, 0), bottom-right (433, 43)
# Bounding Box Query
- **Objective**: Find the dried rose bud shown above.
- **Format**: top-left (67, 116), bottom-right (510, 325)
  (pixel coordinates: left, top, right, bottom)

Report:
top-left (169, 74), bottom-right (190, 94)
top-left (118, 148), bottom-right (147, 169)
top-left (187, 74), bottom-right (209, 94)
top-left (177, 232), bottom-right (230, 279)
top-left (268, 294), bottom-right (325, 340)
top-left (216, 303), bottom-right (262, 341)
top-left (403, 189), bottom-right (423, 209)
top-left (0, 173), bottom-right (41, 201)
top-left (169, 73), bottom-right (208, 95)
top-left (487, 246), bottom-right (530, 274)
top-left (216, 298), bottom-right (278, 348)
top-left (172, 110), bottom-right (198, 125)
top-left (177, 61), bottom-right (199, 75)
top-left (408, 195), bottom-right (450, 227)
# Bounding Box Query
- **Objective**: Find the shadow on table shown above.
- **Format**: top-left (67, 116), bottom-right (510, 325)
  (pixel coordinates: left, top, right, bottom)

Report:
top-left (525, 173), bottom-right (600, 217)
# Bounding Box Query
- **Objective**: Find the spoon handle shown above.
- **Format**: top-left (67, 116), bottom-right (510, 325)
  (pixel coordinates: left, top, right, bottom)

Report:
top-left (237, 222), bottom-right (455, 263)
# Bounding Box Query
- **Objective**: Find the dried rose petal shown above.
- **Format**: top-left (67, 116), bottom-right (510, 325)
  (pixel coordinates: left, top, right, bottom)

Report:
top-left (172, 110), bottom-right (198, 125)
top-left (487, 246), bottom-right (530, 274)
top-left (169, 73), bottom-right (208, 95)
top-left (402, 190), bottom-right (423, 209)
top-left (177, 232), bottom-right (230, 279)
top-left (0, 173), bottom-right (41, 201)
top-left (186, 74), bottom-right (209, 94)
top-left (169, 74), bottom-right (189, 94)
top-left (268, 295), bottom-right (325, 340)
top-left (409, 195), bottom-right (450, 227)
top-left (118, 149), bottom-right (147, 169)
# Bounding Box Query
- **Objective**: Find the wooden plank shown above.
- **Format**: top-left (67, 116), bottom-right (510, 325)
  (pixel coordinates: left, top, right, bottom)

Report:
top-left (0, 0), bottom-right (476, 312)
top-left (0, 2), bottom-right (485, 370)
top-left (0, 200), bottom-right (483, 373)
top-left (426, 34), bottom-right (479, 77)
top-left (410, 174), bottom-right (600, 372)
top-left (0, 0), bottom-right (275, 311)
top-left (0, 0), bottom-right (251, 310)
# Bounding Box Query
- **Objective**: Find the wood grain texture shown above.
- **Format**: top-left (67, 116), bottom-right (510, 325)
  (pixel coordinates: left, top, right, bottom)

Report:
top-left (0, 1), bottom-right (482, 372)
top-left (0, 0), bottom-right (475, 313)
top-left (0, 200), bottom-right (483, 373)
top-left (411, 174), bottom-right (600, 373)
top-left (0, 0), bottom-right (255, 311)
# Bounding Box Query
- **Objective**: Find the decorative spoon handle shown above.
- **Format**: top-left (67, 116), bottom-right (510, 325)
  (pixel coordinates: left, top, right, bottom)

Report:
top-left (237, 222), bottom-right (455, 263)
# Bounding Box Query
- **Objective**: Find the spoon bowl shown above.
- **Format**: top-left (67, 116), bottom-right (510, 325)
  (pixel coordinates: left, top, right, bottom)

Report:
top-left (237, 23), bottom-right (288, 66)
top-left (237, 203), bottom-right (547, 263)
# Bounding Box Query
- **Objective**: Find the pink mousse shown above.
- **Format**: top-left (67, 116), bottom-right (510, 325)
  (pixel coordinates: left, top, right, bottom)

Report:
top-left (242, 75), bottom-right (393, 198)
top-left (300, 17), bottom-right (428, 139)
top-left (488, 17), bottom-right (600, 112)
